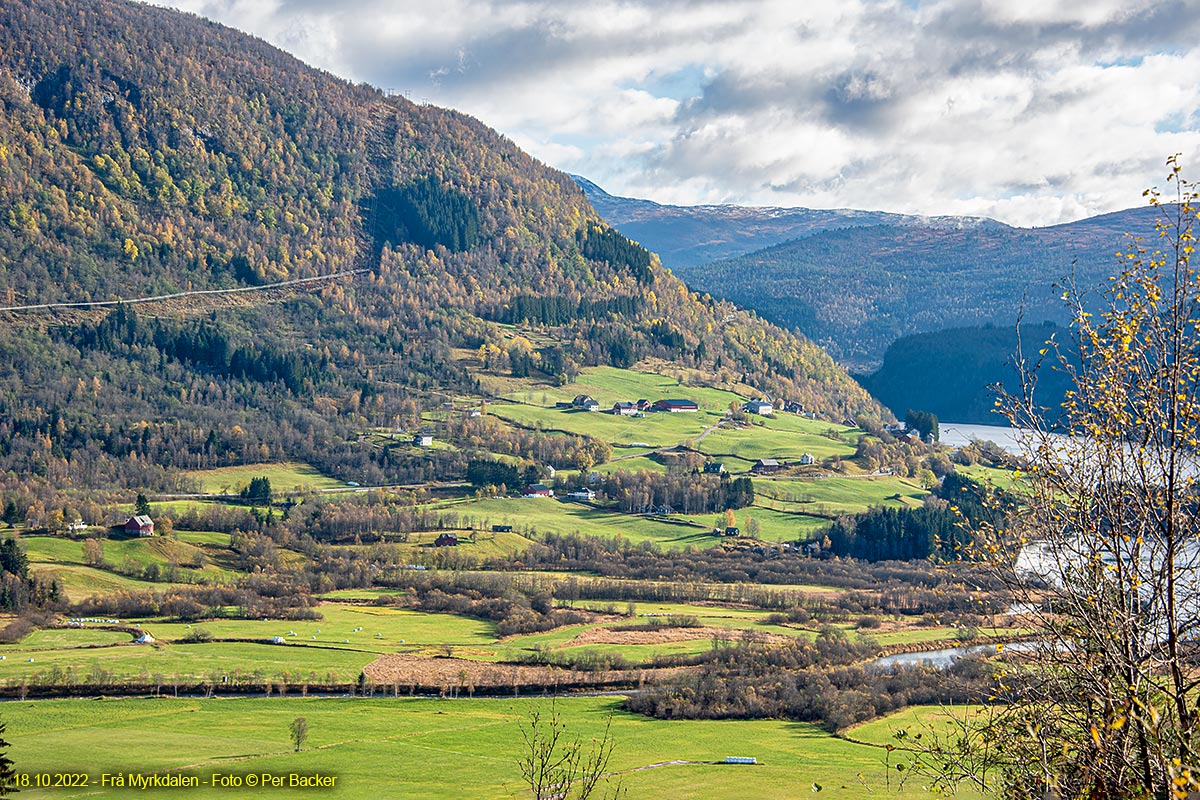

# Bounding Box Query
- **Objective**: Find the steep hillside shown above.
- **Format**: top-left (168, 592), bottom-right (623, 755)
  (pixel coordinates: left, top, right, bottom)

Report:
top-left (679, 207), bottom-right (1160, 368)
top-left (573, 175), bottom-right (1000, 270)
top-left (856, 322), bottom-right (1079, 424)
top-left (0, 0), bottom-right (881, 496)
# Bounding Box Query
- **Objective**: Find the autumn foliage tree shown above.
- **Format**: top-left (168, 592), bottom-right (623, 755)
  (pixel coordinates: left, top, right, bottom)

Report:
top-left (902, 158), bottom-right (1200, 798)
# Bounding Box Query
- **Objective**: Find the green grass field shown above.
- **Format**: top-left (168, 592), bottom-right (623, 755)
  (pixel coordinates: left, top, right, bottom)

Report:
top-left (389, 530), bottom-right (535, 558)
top-left (488, 401), bottom-right (723, 448)
top-left (696, 414), bottom-right (858, 465)
top-left (427, 496), bottom-right (720, 548)
top-left (593, 453), bottom-right (668, 474)
top-left (143, 499), bottom-right (228, 516)
top-left (5, 594), bottom-right (900, 681)
top-left (0, 603), bottom-right (498, 683)
top-left (754, 476), bottom-right (929, 515)
top-left (958, 463), bottom-right (1025, 493)
top-left (22, 535), bottom-right (238, 594)
top-left (28, 564), bottom-right (173, 601)
top-left (172, 530), bottom-right (233, 547)
top-left (674, 506), bottom-right (831, 541)
top-left (496, 601), bottom-right (814, 660)
top-left (4, 696), bottom-right (975, 799)
top-left (182, 462), bottom-right (346, 494)
top-left (506, 366), bottom-right (746, 411)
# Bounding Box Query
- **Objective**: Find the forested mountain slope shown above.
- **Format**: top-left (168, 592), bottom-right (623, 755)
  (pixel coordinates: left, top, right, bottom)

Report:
top-left (856, 322), bottom-right (1079, 424)
top-left (576, 178), bottom-right (1160, 371)
top-left (675, 206), bottom-right (1161, 368)
top-left (0, 0), bottom-right (880, 496)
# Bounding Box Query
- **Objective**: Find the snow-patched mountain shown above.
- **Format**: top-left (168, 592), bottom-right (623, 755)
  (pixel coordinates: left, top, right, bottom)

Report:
top-left (572, 175), bottom-right (1003, 269)
top-left (575, 177), bottom-right (1163, 370)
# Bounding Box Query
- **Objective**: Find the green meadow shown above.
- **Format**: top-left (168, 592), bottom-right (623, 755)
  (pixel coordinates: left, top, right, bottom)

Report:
top-left (182, 461), bottom-right (346, 494)
top-left (958, 463), bottom-right (1025, 493)
top-left (487, 401), bottom-right (722, 448)
top-left (22, 535), bottom-right (238, 597)
top-left (1, 595), bottom-right (950, 682)
top-left (0, 603), bottom-right (499, 682)
top-left (28, 564), bottom-right (170, 602)
top-left (507, 365), bottom-right (746, 411)
top-left (369, 530), bottom-right (536, 559)
top-left (4, 696), bottom-right (976, 800)
top-left (754, 475), bottom-right (929, 515)
top-left (427, 496), bottom-right (719, 547)
top-left (696, 413), bottom-right (857, 463)
top-left (673, 506), bottom-right (830, 541)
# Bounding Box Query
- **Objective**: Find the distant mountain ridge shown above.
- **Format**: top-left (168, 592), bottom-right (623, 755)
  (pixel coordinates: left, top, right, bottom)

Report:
top-left (575, 177), bottom-right (1161, 369)
top-left (571, 175), bottom-right (1003, 269)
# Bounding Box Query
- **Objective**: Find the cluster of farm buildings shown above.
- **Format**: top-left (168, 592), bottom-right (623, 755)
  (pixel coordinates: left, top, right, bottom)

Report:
top-left (561, 394), bottom-right (805, 417)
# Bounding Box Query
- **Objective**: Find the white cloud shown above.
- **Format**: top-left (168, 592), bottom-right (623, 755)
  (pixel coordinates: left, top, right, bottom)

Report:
top-left (144, 0), bottom-right (1200, 226)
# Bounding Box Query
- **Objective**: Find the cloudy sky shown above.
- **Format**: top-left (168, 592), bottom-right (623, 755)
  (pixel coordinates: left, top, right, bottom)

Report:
top-left (153, 0), bottom-right (1200, 226)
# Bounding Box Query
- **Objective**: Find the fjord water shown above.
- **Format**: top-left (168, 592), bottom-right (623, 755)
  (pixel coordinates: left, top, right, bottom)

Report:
top-left (939, 422), bottom-right (1025, 453)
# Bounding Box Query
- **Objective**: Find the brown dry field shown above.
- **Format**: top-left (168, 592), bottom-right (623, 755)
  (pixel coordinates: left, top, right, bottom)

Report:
top-left (362, 653), bottom-right (692, 689)
top-left (567, 624), bottom-right (791, 647)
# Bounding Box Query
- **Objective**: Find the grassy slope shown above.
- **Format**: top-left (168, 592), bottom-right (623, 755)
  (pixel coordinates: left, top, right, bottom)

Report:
top-left (428, 496), bottom-right (718, 548)
top-left (23, 535), bottom-right (238, 597)
top-left (487, 402), bottom-right (720, 448)
top-left (182, 462), bottom-right (347, 493)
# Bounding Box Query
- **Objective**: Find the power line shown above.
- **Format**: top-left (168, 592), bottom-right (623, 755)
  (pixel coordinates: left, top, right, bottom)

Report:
top-left (0, 269), bottom-right (367, 313)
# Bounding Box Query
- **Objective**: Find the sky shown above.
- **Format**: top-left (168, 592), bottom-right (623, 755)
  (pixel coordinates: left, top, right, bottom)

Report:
top-left (150, 0), bottom-right (1200, 227)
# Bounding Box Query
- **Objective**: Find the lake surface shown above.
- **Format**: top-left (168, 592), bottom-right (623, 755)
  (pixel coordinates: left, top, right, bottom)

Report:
top-left (868, 640), bottom-right (1042, 672)
top-left (939, 422), bottom-right (1026, 453)
top-left (868, 644), bottom-right (996, 671)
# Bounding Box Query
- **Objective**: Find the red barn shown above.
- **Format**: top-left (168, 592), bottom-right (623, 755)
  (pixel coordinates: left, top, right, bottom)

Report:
top-left (125, 515), bottom-right (154, 537)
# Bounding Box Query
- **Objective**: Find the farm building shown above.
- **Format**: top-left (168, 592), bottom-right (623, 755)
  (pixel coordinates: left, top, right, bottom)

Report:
top-left (752, 459), bottom-right (783, 474)
top-left (413, 434), bottom-right (434, 447)
top-left (703, 462), bottom-right (727, 474)
top-left (434, 533), bottom-right (459, 547)
top-left (743, 399), bottom-right (773, 415)
top-left (798, 453), bottom-right (815, 465)
top-left (566, 488), bottom-right (596, 501)
top-left (523, 484), bottom-right (554, 498)
top-left (572, 395), bottom-right (601, 411)
top-left (124, 515), bottom-right (154, 537)
top-left (611, 401), bottom-right (637, 416)
top-left (652, 398), bottom-right (698, 413)
top-left (492, 524), bottom-right (513, 532)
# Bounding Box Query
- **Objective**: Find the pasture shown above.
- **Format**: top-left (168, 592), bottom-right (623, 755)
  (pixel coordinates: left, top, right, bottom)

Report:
top-left (182, 461), bottom-right (346, 494)
top-left (487, 401), bottom-right (722, 449)
top-left (22, 535), bottom-right (238, 597)
top-left (28, 564), bottom-right (173, 602)
top-left (754, 476), bottom-right (930, 516)
top-left (0, 603), bottom-right (499, 683)
top-left (426, 496), bottom-right (719, 548)
top-left (3, 696), bottom-right (977, 799)
top-left (0, 594), bottom-right (926, 683)
top-left (673, 506), bottom-right (830, 541)
top-left (508, 365), bottom-right (746, 412)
